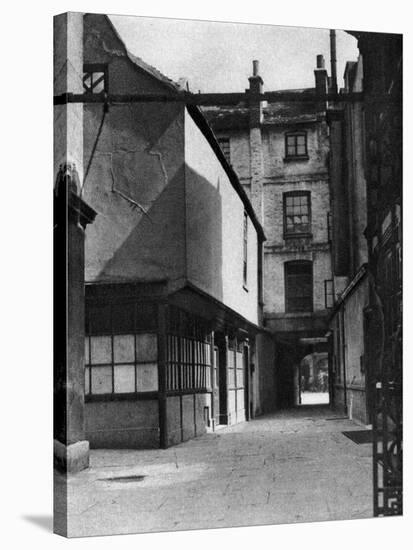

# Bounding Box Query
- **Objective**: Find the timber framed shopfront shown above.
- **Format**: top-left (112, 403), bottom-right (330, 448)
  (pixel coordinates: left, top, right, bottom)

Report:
top-left (84, 282), bottom-right (259, 449)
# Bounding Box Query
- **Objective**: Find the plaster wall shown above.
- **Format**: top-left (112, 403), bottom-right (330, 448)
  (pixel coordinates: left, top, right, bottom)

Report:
top-left (184, 110), bottom-right (259, 326)
top-left (331, 276), bottom-right (369, 424)
top-left (85, 399), bottom-right (159, 448)
top-left (224, 130), bottom-right (251, 182)
top-left (83, 101), bottom-right (186, 285)
top-left (83, 13), bottom-right (187, 286)
top-left (343, 277), bottom-right (368, 387)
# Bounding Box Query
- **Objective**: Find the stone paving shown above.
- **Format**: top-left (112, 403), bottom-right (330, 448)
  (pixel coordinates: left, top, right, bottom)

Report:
top-left (55, 406), bottom-right (373, 537)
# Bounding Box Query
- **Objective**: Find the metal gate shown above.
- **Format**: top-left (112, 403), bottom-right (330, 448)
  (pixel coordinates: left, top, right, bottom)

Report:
top-left (369, 230), bottom-right (402, 516)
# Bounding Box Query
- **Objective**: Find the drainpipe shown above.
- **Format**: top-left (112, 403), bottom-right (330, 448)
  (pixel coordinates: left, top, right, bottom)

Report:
top-left (341, 306), bottom-right (348, 415)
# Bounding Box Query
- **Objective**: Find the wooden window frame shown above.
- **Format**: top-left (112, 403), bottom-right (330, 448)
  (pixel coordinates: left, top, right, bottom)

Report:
top-left (83, 63), bottom-right (108, 95)
top-left (85, 300), bottom-right (158, 400)
top-left (284, 132), bottom-right (308, 160)
top-left (283, 191), bottom-right (312, 238)
top-left (284, 260), bottom-right (313, 313)
top-left (324, 279), bottom-right (334, 309)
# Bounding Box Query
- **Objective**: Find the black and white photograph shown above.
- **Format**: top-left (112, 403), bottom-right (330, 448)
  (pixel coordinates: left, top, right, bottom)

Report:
top-left (2, 2), bottom-right (407, 546)
top-left (52, 9), bottom-right (402, 538)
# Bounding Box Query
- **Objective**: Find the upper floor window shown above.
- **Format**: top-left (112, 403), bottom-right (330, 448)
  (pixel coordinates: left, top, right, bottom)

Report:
top-left (83, 64), bottom-right (108, 94)
top-left (243, 211), bottom-right (248, 287)
top-left (283, 191), bottom-right (311, 237)
top-left (327, 212), bottom-right (332, 242)
top-left (285, 261), bottom-right (313, 313)
top-left (285, 132), bottom-right (308, 159)
top-left (324, 279), bottom-right (334, 309)
top-left (218, 137), bottom-right (231, 164)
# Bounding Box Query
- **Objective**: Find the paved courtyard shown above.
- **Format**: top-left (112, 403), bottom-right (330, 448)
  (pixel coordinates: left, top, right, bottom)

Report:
top-left (55, 406), bottom-right (373, 537)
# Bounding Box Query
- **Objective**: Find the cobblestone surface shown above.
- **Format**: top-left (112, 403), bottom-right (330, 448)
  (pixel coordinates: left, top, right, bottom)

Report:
top-left (55, 406), bottom-right (373, 537)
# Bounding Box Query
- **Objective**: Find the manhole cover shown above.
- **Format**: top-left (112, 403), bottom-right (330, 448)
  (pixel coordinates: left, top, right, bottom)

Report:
top-left (100, 475), bottom-right (146, 483)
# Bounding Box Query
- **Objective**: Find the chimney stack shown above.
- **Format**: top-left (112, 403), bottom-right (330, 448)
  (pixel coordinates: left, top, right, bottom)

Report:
top-left (253, 59), bottom-right (260, 76)
top-left (314, 54), bottom-right (328, 109)
top-left (316, 54), bottom-right (325, 69)
top-left (247, 60), bottom-right (264, 223)
top-left (248, 59), bottom-right (264, 127)
top-left (330, 29), bottom-right (338, 94)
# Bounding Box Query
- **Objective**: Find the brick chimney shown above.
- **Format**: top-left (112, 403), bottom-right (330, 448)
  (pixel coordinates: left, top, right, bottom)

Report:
top-left (314, 54), bottom-right (328, 109)
top-left (248, 59), bottom-right (264, 127)
top-left (247, 60), bottom-right (264, 224)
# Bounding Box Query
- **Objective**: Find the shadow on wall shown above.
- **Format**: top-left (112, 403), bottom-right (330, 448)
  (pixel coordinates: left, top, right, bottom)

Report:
top-left (83, 101), bottom-right (185, 282)
top-left (96, 163), bottom-right (186, 283)
top-left (185, 164), bottom-right (224, 303)
top-left (93, 162), bottom-right (224, 304)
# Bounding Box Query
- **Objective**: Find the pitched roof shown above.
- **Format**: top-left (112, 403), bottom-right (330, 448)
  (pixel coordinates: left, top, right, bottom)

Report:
top-left (104, 14), bottom-right (181, 92)
top-left (201, 88), bottom-right (320, 130)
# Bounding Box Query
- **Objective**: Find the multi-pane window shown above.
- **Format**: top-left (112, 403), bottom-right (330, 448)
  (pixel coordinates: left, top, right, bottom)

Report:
top-left (285, 261), bottom-right (313, 313)
top-left (285, 132), bottom-right (307, 158)
top-left (324, 279), bottom-right (334, 309)
top-left (85, 301), bottom-right (158, 397)
top-left (166, 306), bottom-right (212, 392)
top-left (218, 138), bottom-right (231, 164)
top-left (83, 64), bottom-right (107, 94)
top-left (327, 212), bottom-right (332, 242)
top-left (243, 211), bottom-right (248, 287)
top-left (284, 192), bottom-right (311, 236)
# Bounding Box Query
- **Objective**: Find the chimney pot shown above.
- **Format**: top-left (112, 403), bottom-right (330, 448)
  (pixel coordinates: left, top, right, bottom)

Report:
top-left (253, 60), bottom-right (259, 76)
top-left (316, 55), bottom-right (325, 69)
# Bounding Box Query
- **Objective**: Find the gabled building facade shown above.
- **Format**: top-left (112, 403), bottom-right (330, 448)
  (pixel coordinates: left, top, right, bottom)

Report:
top-left (80, 14), bottom-right (276, 449)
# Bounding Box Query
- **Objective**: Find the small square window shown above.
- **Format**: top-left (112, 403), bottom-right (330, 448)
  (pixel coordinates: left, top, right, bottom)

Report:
top-left (285, 133), bottom-right (308, 158)
top-left (325, 280), bottom-right (334, 309)
top-left (83, 64), bottom-right (107, 94)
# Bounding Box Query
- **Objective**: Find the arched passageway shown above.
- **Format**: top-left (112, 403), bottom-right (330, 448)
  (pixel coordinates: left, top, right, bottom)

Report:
top-left (298, 352), bottom-right (329, 405)
top-left (276, 336), bottom-right (331, 408)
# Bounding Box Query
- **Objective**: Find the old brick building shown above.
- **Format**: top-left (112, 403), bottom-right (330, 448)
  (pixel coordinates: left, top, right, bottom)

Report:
top-left (202, 57), bottom-right (334, 407)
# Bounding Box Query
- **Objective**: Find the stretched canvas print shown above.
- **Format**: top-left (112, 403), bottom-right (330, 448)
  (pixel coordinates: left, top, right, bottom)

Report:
top-left (53, 11), bottom-right (402, 538)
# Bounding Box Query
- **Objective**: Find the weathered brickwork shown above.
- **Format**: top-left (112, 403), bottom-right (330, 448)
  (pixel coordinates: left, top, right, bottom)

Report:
top-left (216, 118), bottom-right (332, 317)
top-left (263, 248), bottom-right (331, 313)
top-left (262, 122), bottom-right (329, 179)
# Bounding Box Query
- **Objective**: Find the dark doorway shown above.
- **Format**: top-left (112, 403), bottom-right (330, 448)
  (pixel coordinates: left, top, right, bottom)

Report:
top-left (212, 334), bottom-right (228, 426)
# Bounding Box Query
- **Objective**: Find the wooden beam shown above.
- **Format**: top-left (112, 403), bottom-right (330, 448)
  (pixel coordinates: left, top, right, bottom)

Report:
top-left (54, 90), bottom-right (371, 106)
